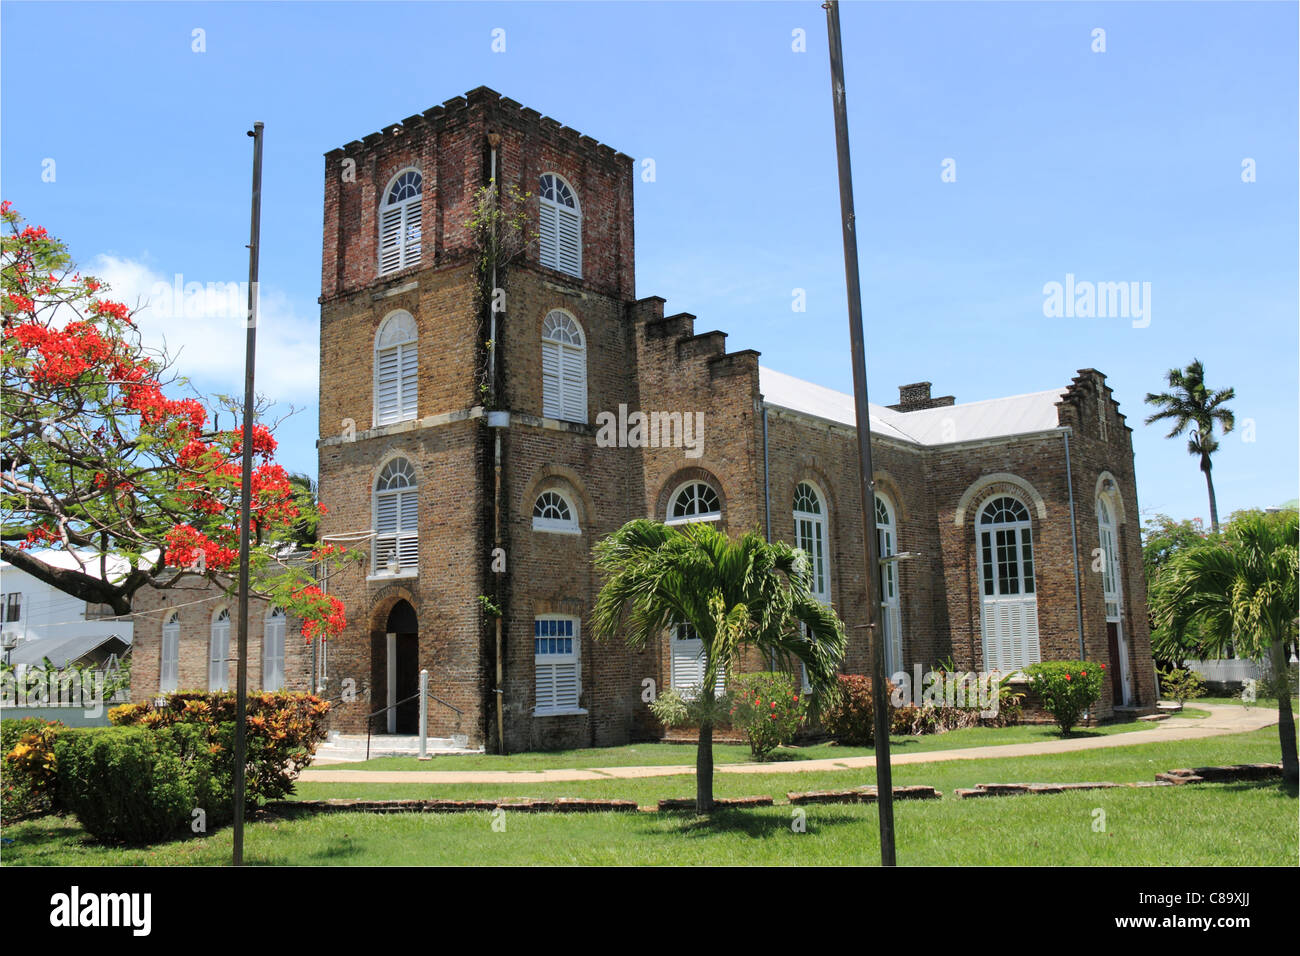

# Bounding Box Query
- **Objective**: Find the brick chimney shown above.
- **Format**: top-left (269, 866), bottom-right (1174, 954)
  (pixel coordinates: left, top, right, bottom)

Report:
top-left (888, 382), bottom-right (956, 413)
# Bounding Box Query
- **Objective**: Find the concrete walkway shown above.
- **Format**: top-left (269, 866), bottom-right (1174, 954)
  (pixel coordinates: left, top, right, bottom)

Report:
top-left (296, 703), bottom-right (1279, 785)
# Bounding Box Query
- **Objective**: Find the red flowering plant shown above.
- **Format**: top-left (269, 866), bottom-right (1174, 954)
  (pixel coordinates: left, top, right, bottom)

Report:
top-left (1024, 660), bottom-right (1105, 735)
top-left (1, 204), bottom-right (359, 642)
top-left (728, 671), bottom-right (807, 760)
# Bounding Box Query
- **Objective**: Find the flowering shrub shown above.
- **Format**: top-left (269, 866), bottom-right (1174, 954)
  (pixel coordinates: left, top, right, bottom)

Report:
top-left (1024, 661), bottom-right (1105, 735)
top-left (109, 690), bottom-right (330, 806)
top-left (728, 672), bottom-right (805, 759)
top-left (1, 717), bottom-right (64, 821)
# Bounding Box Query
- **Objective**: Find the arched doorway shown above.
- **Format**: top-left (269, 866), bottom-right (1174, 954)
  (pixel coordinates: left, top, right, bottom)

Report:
top-left (384, 600), bottom-right (419, 734)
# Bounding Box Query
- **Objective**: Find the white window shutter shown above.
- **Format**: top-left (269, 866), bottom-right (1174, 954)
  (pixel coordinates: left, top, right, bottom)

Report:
top-left (404, 202), bottom-right (422, 266)
top-left (376, 346), bottom-right (401, 424)
top-left (555, 662), bottom-right (579, 710)
top-left (399, 343), bottom-right (418, 420)
top-left (560, 344), bottom-right (587, 423)
top-left (539, 202), bottom-right (559, 271)
top-left (557, 208), bottom-right (581, 277)
top-left (541, 339), bottom-right (562, 418)
top-left (379, 205), bottom-right (403, 275)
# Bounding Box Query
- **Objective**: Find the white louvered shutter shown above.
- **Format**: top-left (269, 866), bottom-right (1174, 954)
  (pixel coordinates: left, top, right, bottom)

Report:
top-left (399, 344), bottom-right (418, 420)
top-left (379, 205), bottom-right (403, 275)
top-left (404, 202), bottom-right (422, 267)
top-left (539, 201), bottom-right (559, 271)
top-left (541, 339), bottom-right (562, 418)
top-left (559, 344), bottom-right (587, 422)
top-left (376, 346), bottom-right (401, 424)
top-left (557, 207), bottom-right (581, 277)
top-left (209, 613), bottom-right (230, 691)
top-left (161, 619), bottom-right (179, 692)
top-left (375, 491), bottom-right (399, 572)
top-left (398, 490), bottom-right (419, 572)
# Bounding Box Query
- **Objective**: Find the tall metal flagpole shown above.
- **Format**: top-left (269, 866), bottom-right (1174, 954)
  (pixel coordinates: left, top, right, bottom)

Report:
top-left (823, 1), bottom-right (895, 866)
top-left (233, 121), bottom-right (264, 867)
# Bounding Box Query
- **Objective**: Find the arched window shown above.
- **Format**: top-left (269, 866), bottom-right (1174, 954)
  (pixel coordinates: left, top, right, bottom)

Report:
top-left (209, 608), bottom-right (230, 691)
top-left (374, 311), bottom-right (418, 426)
top-left (541, 310), bottom-right (587, 423)
top-left (160, 612), bottom-right (180, 693)
top-left (978, 495), bottom-right (1040, 671)
top-left (875, 494), bottom-right (902, 675)
top-left (793, 483), bottom-right (829, 601)
top-left (263, 606), bottom-right (286, 691)
top-left (538, 172), bottom-right (581, 277)
top-left (532, 490), bottom-right (579, 534)
top-left (374, 458), bottom-right (418, 576)
top-left (379, 169), bottom-right (422, 275)
top-left (667, 481), bottom-right (721, 524)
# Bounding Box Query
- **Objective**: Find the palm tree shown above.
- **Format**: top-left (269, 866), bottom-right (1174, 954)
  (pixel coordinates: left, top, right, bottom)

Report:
top-left (591, 519), bottom-right (847, 812)
top-left (1150, 509), bottom-right (1298, 783)
top-left (1144, 359), bottom-right (1236, 533)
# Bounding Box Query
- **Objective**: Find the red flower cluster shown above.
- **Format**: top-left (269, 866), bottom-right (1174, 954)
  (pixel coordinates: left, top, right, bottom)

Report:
top-left (298, 586), bottom-right (346, 642)
top-left (164, 524), bottom-right (238, 571)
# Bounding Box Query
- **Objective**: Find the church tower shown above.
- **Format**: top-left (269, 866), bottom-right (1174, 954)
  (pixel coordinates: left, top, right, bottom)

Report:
top-left (316, 87), bottom-right (645, 749)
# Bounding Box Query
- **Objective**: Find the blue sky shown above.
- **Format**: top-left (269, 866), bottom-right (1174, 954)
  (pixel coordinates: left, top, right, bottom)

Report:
top-left (3, 1), bottom-right (1296, 527)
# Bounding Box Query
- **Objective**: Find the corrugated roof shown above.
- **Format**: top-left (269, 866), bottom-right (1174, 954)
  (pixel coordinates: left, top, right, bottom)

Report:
top-left (6, 633), bottom-right (130, 668)
top-left (759, 366), bottom-right (1065, 446)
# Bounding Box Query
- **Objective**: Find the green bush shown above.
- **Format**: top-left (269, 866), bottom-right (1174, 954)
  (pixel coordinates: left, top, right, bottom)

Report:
top-left (54, 725), bottom-right (221, 843)
top-left (109, 690), bottom-right (330, 805)
top-left (822, 674), bottom-right (891, 745)
top-left (1158, 666), bottom-right (1207, 706)
top-left (728, 672), bottom-right (805, 759)
top-left (1, 717), bottom-right (65, 821)
top-left (1025, 660), bottom-right (1105, 735)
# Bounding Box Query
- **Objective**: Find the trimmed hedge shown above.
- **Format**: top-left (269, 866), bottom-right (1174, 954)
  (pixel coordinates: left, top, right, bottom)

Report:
top-left (1024, 661), bottom-right (1104, 734)
top-left (109, 690), bottom-right (330, 805)
top-left (54, 724), bottom-right (223, 843)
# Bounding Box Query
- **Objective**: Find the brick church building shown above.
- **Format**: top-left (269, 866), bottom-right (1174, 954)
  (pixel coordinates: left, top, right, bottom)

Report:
top-left (133, 87), bottom-right (1158, 750)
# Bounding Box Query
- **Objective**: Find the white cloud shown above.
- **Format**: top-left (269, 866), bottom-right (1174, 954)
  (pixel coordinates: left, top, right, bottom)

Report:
top-left (88, 255), bottom-right (318, 405)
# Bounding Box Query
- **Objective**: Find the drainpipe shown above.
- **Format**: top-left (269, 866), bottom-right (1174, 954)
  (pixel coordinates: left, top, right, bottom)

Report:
top-left (762, 402), bottom-right (774, 670)
top-left (1061, 428), bottom-right (1086, 658)
top-left (762, 404), bottom-right (771, 542)
top-left (487, 133), bottom-right (506, 755)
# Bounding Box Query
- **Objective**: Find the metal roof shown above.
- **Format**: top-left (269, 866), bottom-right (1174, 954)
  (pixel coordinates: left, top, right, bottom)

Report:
top-left (6, 633), bottom-right (131, 668)
top-left (759, 366), bottom-right (1065, 446)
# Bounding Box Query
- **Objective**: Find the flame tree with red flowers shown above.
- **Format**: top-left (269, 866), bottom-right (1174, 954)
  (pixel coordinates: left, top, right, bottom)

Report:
top-left (1, 202), bottom-right (358, 644)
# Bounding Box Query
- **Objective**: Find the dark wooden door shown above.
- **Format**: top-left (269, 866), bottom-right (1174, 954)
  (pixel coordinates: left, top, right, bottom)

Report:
top-left (395, 633), bottom-right (419, 734)
top-left (1106, 622), bottom-right (1123, 703)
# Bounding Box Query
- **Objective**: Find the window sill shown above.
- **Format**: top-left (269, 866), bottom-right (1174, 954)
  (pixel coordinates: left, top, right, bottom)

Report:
top-left (533, 707), bottom-right (588, 718)
top-left (367, 572), bottom-right (418, 583)
top-left (532, 524), bottom-right (582, 536)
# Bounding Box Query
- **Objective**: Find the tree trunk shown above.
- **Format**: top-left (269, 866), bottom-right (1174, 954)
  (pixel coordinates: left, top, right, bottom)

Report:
top-left (1267, 638), bottom-right (1298, 784)
top-left (1202, 459), bottom-right (1220, 535)
top-left (695, 721), bottom-right (714, 813)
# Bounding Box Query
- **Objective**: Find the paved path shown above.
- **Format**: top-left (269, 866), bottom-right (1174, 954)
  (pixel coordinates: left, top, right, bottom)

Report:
top-left (297, 703), bottom-right (1278, 785)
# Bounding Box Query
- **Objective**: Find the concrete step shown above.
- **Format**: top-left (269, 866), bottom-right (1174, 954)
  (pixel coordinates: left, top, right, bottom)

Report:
top-left (312, 731), bottom-right (483, 763)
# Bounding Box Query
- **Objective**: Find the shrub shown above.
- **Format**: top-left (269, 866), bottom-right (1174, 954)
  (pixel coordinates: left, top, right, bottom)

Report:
top-left (822, 674), bottom-right (894, 745)
top-left (109, 690), bottom-right (329, 805)
top-left (1025, 660), bottom-right (1105, 734)
top-left (728, 672), bottom-right (805, 759)
top-left (1158, 666), bottom-right (1207, 706)
top-left (54, 724), bottom-right (221, 843)
top-left (1, 717), bottom-right (65, 821)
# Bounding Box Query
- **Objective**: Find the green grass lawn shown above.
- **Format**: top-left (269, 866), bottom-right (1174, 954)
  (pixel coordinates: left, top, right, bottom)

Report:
top-left (4, 727), bottom-right (1293, 866)
top-left (333, 718), bottom-right (1155, 772)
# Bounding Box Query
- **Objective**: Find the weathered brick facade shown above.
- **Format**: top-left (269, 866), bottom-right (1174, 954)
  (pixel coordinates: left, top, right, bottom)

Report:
top-left (138, 87), bottom-right (1152, 749)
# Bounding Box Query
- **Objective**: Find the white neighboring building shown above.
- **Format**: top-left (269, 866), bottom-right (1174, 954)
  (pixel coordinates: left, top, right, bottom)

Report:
top-left (0, 550), bottom-right (133, 666)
